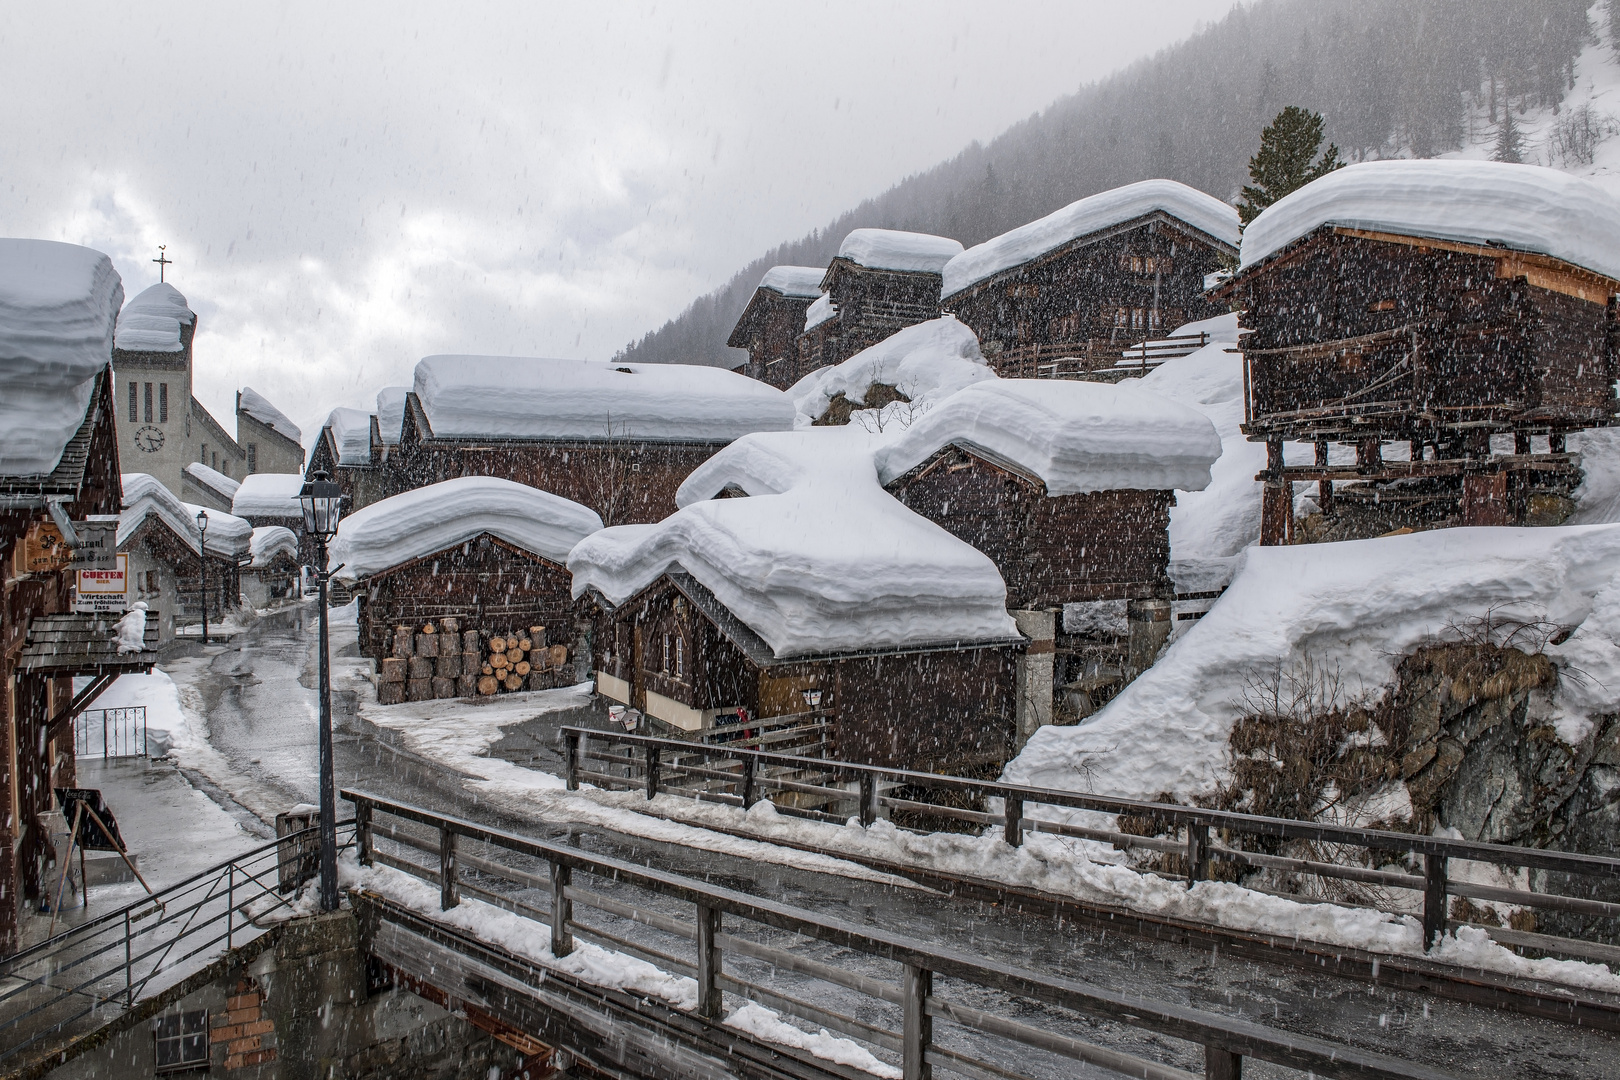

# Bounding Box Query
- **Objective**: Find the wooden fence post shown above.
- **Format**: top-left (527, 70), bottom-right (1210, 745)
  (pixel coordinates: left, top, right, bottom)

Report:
top-left (645, 744), bottom-right (661, 800)
top-left (1423, 852), bottom-right (1449, 949)
top-left (741, 755), bottom-right (757, 810)
top-left (1205, 1045), bottom-right (1242, 1079)
top-left (551, 862), bottom-right (574, 958)
top-left (1003, 795), bottom-right (1024, 848)
top-left (696, 904), bottom-right (722, 1019)
top-left (355, 801), bottom-right (373, 867)
top-left (858, 772), bottom-right (878, 827)
top-left (439, 827), bottom-right (459, 910)
top-left (1186, 822), bottom-right (1210, 886)
top-left (564, 731), bottom-right (580, 791)
top-left (903, 964), bottom-right (932, 1080)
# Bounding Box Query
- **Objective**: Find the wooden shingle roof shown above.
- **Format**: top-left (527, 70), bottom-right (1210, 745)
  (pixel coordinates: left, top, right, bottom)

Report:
top-left (18, 611), bottom-right (159, 675)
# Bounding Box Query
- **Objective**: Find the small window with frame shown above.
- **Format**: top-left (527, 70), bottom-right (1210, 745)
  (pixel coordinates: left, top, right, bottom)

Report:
top-left (153, 1008), bottom-right (210, 1072)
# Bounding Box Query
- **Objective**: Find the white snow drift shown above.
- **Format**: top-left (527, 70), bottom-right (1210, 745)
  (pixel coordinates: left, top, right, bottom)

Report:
top-left (322, 407), bottom-right (373, 467)
top-left (375, 385), bottom-right (409, 446)
top-left (789, 317), bottom-right (994, 425)
top-left (835, 228), bottom-right (962, 274)
top-left (757, 266), bottom-right (826, 298)
top-left (113, 282), bottom-right (193, 353)
top-left (121, 473), bottom-right (252, 560)
top-left (237, 386), bottom-right (302, 443)
top-left (232, 472), bottom-right (306, 520)
top-left (184, 461), bottom-right (239, 502)
top-left (249, 526), bottom-right (299, 567)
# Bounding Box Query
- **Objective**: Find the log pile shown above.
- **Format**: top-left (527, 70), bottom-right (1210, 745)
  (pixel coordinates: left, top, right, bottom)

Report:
top-left (376, 617), bottom-right (571, 704)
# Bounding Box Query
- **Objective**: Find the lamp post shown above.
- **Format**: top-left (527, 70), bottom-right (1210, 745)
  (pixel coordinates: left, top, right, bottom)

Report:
top-left (195, 510), bottom-right (209, 645)
top-left (298, 471), bottom-right (344, 911)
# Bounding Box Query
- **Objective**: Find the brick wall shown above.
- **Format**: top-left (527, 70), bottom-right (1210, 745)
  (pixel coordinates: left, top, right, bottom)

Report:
top-left (211, 974), bottom-right (278, 1069)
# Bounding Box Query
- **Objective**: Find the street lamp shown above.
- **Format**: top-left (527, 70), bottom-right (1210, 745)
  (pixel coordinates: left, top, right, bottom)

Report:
top-left (195, 510), bottom-right (209, 645)
top-left (298, 470), bottom-right (344, 912)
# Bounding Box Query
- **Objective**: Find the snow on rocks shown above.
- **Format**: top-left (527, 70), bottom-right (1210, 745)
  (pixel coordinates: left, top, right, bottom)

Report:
top-left (184, 460), bottom-right (240, 501)
top-left (113, 281), bottom-right (193, 353)
top-left (875, 378), bottom-right (1222, 495)
top-left (249, 525), bottom-right (298, 567)
top-left (330, 475), bottom-right (603, 582)
top-left (943, 179), bottom-right (1241, 298)
top-left (237, 386), bottom-right (302, 443)
top-left (1002, 524), bottom-right (1620, 804)
top-left (571, 426), bottom-right (1018, 659)
top-left (1240, 159), bottom-right (1620, 281)
top-left (0, 239), bottom-right (123, 477)
top-left (375, 385), bottom-right (409, 446)
top-left (232, 472), bottom-right (306, 519)
top-left (788, 317), bottom-right (994, 425)
top-left (414, 355), bottom-right (796, 443)
top-left (758, 265), bottom-right (826, 298)
top-left (835, 228), bottom-right (962, 274)
top-left (323, 406), bottom-right (373, 466)
top-left (121, 473), bottom-right (252, 559)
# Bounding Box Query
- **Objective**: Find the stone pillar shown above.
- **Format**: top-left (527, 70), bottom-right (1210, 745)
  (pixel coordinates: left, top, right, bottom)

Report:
top-left (1125, 599), bottom-right (1173, 680)
top-left (1011, 609), bottom-right (1056, 751)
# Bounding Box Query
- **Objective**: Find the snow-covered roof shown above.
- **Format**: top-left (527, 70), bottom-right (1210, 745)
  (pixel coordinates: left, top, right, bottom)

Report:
top-left (943, 180), bottom-right (1241, 298)
top-left (119, 473), bottom-right (251, 559)
top-left (1239, 159), bottom-right (1620, 282)
top-left (835, 229), bottom-right (963, 275)
top-left (789, 317), bottom-right (995, 425)
top-left (803, 294), bottom-right (836, 333)
top-left (113, 282), bottom-right (193, 353)
top-left (324, 407), bottom-right (374, 466)
top-left (414, 355), bottom-right (795, 443)
top-left (875, 379), bottom-right (1222, 495)
top-left (758, 266), bottom-right (826, 299)
top-left (237, 386), bottom-right (302, 443)
top-left (331, 475), bottom-right (603, 582)
top-left (184, 461), bottom-right (240, 501)
top-left (375, 386), bottom-right (409, 446)
top-left (574, 426), bottom-right (1018, 660)
top-left (249, 525), bottom-right (299, 568)
top-left (232, 471), bottom-right (305, 519)
top-left (0, 239), bottom-right (123, 477)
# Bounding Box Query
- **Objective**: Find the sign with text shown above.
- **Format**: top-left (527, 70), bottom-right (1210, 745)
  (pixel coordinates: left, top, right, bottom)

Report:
top-left (75, 553), bottom-right (128, 613)
top-left (66, 521), bottom-right (117, 571)
top-left (22, 520), bottom-right (70, 573)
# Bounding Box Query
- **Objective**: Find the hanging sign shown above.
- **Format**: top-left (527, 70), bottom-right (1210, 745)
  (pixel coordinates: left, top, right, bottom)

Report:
top-left (75, 553), bottom-right (129, 613)
top-left (66, 521), bottom-right (117, 571)
top-left (23, 520), bottom-right (71, 573)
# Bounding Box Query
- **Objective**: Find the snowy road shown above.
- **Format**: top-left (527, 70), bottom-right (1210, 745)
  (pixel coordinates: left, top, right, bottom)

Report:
top-left (161, 603), bottom-right (1620, 1079)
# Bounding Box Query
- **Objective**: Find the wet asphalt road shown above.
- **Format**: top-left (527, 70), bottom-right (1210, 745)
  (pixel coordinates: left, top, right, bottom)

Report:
top-left (179, 603), bottom-right (1620, 1079)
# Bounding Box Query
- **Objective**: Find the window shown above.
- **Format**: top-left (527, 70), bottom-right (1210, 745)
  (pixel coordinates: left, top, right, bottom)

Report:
top-left (199, 444), bottom-right (206, 464)
top-left (675, 634), bottom-right (685, 677)
top-left (212, 452), bottom-right (219, 471)
top-left (153, 1009), bottom-right (209, 1071)
top-left (144, 383), bottom-right (153, 423)
top-left (159, 383), bottom-right (168, 422)
top-left (128, 382), bottom-right (138, 422)
top-left (662, 633), bottom-right (672, 673)
top-left (247, 444), bottom-right (257, 473)
top-left (1113, 307), bottom-right (1128, 328)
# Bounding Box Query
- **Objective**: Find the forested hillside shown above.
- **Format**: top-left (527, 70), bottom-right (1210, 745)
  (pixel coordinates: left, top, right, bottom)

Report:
top-left (617, 0), bottom-right (1594, 368)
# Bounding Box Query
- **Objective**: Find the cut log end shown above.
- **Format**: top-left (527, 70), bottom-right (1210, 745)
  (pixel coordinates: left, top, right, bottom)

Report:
top-left (477, 675), bottom-right (499, 696)
top-left (503, 674), bottom-right (524, 692)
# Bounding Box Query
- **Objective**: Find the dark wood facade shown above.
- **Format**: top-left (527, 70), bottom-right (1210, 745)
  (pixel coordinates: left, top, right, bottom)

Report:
top-left (389, 393), bottom-right (724, 526)
top-left (592, 574), bottom-right (1020, 775)
top-left (727, 287), bottom-right (819, 390)
top-left (306, 419), bottom-right (389, 515)
top-left (944, 214), bottom-right (1234, 379)
top-left (1217, 226), bottom-right (1620, 542)
top-left (354, 533), bottom-right (577, 661)
top-left (798, 259), bottom-right (946, 370)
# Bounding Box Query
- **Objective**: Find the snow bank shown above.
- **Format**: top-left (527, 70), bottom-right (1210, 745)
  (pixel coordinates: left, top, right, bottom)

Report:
top-left (232, 472), bottom-right (305, 519)
top-left (788, 317), bottom-right (993, 425)
top-left (120, 473), bottom-right (251, 559)
top-left (758, 265), bottom-right (826, 298)
top-left (237, 386), bottom-right (302, 443)
top-left (375, 385), bottom-right (409, 446)
top-left (249, 526), bottom-right (298, 567)
top-left (323, 407), bottom-right (373, 466)
top-left (875, 378), bottom-right (1221, 495)
top-left (572, 426), bottom-right (1017, 659)
top-left (1003, 524), bottom-right (1620, 802)
top-left (331, 476), bottom-right (603, 581)
top-left (0, 239), bottom-right (123, 477)
top-left (415, 355), bottom-right (795, 443)
top-left (1240, 159), bottom-right (1620, 281)
top-left (113, 282), bottom-right (193, 353)
top-left (803, 294), bottom-right (836, 332)
top-left (184, 461), bottom-right (239, 501)
top-left (836, 228), bottom-right (962, 274)
top-left (944, 180), bottom-right (1241, 298)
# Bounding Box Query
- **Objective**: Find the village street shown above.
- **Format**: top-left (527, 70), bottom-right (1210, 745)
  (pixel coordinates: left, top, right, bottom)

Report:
top-left (123, 599), bottom-right (1617, 1080)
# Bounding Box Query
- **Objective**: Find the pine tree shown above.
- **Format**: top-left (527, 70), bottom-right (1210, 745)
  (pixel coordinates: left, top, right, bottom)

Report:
top-left (1237, 106), bottom-right (1346, 226)
top-left (1493, 109), bottom-right (1525, 163)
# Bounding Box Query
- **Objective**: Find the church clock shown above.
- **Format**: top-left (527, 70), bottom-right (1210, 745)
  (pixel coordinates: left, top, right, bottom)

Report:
top-left (133, 425), bottom-right (165, 453)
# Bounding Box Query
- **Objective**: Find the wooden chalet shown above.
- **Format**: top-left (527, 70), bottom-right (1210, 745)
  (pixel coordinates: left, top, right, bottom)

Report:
top-left (1216, 160), bottom-right (1620, 544)
top-left (797, 229), bottom-right (963, 370)
top-left (941, 180), bottom-right (1240, 380)
top-left (306, 406), bottom-right (388, 514)
top-left (117, 479), bottom-right (248, 644)
top-left (241, 527), bottom-right (301, 609)
top-left (591, 573), bottom-right (1019, 775)
top-left (726, 266), bottom-right (825, 389)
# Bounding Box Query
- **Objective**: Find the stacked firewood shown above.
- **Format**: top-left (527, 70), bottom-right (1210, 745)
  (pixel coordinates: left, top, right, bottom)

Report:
top-left (477, 629), bottom-right (571, 696)
top-left (375, 618), bottom-right (571, 704)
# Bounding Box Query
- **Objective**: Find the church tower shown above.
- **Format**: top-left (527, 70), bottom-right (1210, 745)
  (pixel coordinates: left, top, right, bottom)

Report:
top-left (111, 281), bottom-right (200, 497)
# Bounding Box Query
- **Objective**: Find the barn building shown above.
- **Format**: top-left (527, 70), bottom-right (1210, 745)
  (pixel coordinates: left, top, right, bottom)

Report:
top-left (332, 476), bottom-right (602, 702)
top-left (0, 240), bottom-right (157, 955)
top-left (242, 526), bottom-right (301, 608)
top-left (941, 180), bottom-right (1240, 379)
top-left (727, 266), bottom-right (826, 389)
top-left (387, 355), bottom-right (795, 525)
top-left (796, 229), bottom-right (963, 370)
top-left (307, 406), bottom-right (388, 513)
top-left (118, 473), bottom-right (252, 642)
top-left (1215, 160), bottom-right (1620, 544)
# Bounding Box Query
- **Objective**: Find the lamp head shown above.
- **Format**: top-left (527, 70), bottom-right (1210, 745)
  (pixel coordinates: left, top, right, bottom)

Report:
top-left (299, 470), bottom-right (344, 540)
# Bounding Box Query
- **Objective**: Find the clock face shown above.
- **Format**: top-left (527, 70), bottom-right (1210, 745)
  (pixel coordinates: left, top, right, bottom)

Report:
top-left (133, 425), bottom-right (165, 453)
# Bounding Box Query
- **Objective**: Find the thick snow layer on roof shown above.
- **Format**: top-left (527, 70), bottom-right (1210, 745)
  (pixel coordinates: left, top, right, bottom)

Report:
top-left (113, 282), bottom-right (193, 353)
top-left (324, 407), bottom-right (373, 466)
top-left (0, 239), bottom-right (123, 477)
top-left (803, 294), bottom-right (836, 332)
top-left (758, 266), bottom-right (826, 299)
top-left (836, 229), bottom-right (962, 274)
top-left (120, 473), bottom-right (251, 559)
top-left (375, 386), bottom-right (409, 445)
top-left (943, 180), bottom-right (1241, 298)
top-left (184, 461), bottom-right (240, 501)
top-left (330, 476), bottom-right (602, 582)
top-left (232, 472), bottom-right (305, 519)
top-left (237, 386), bottom-right (302, 443)
top-left (1240, 159), bottom-right (1620, 281)
top-left (789, 317), bottom-right (993, 426)
top-left (875, 378), bottom-right (1221, 495)
top-left (1003, 525), bottom-right (1620, 803)
top-left (414, 355), bottom-right (795, 443)
top-left (249, 526), bottom-right (299, 568)
top-left (573, 426), bottom-right (1017, 659)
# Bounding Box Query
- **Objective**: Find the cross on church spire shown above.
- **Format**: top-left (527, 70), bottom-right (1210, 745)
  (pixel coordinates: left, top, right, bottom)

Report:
top-left (153, 245), bottom-right (172, 282)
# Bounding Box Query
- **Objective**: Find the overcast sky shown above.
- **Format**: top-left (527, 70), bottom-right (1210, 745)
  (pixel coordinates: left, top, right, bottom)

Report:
top-left (2, 1), bottom-right (1229, 442)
